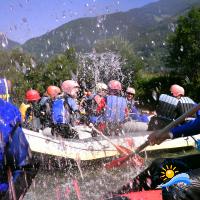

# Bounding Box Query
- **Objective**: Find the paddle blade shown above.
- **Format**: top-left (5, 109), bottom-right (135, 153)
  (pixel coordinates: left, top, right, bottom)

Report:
top-left (114, 145), bottom-right (133, 155)
top-left (130, 154), bottom-right (145, 167)
top-left (104, 154), bottom-right (144, 170)
top-left (104, 156), bottom-right (129, 169)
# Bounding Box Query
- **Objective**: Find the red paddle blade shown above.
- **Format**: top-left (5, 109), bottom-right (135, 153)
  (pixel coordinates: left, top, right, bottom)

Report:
top-left (104, 155), bottom-right (129, 169)
top-left (114, 145), bottom-right (133, 155)
top-left (104, 154), bottom-right (144, 170)
top-left (130, 154), bottom-right (145, 167)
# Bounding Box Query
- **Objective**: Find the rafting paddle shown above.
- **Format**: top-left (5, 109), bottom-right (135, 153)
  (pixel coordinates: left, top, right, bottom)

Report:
top-left (90, 123), bottom-right (133, 155)
top-left (104, 103), bottom-right (200, 169)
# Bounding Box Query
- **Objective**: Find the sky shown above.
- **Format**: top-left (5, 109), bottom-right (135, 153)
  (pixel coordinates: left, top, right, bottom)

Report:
top-left (0, 0), bottom-right (159, 44)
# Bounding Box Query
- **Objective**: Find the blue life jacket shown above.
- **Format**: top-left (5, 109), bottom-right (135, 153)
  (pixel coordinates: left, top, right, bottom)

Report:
top-left (139, 114), bottom-right (149, 123)
top-left (104, 95), bottom-right (127, 123)
top-left (52, 96), bottom-right (78, 125)
top-left (127, 100), bottom-right (149, 123)
top-left (0, 99), bottom-right (30, 192)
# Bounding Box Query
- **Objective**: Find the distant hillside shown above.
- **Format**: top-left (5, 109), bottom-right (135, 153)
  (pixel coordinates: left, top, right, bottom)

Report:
top-left (22, 0), bottom-right (200, 61)
top-left (0, 32), bottom-right (20, 51)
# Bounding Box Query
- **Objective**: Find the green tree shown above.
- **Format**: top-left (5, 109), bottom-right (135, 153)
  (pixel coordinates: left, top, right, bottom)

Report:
top-left (166, 7), bottom-right (200, 82)
top-left (0, 48), bottom-right (35, 104)
top-left (24, 48), bottom-right (78, 93)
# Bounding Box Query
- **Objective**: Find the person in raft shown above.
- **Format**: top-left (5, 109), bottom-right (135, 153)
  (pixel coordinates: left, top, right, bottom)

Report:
top-left (105, 116), bottom-right (200, 200)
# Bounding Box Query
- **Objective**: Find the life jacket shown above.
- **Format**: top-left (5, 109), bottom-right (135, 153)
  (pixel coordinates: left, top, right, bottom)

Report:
top-left (39, 98), bottom-right (53, 128)
top-left (84, 94), bottom-right (102, 115)
top-left (156, 94), bottom-right (179, 120)
top-left (82, 94), bottom-right (104, 124)
top-left (104, 95), bottom-right (127, 123)
top-left (126, 99), bottom-right (149, 123)
top-left (0, 78), bottom-right (11, 102)
top-left (52, 96), bottom-right (78, 125)
top-left (23, 102), bottom-right (41, 131)
top-left (127, 99), bottom-right (135, 111)
top-left (19, 102), bottom-right (30, 122)
top-left (127, 99), bottom-right (140, 120)
top-left (0, 99), bottom-right (30, 177)
top-left (177, 97), bottom-right (196, 116)
top-left (39, 96), bottom-right (49, 106)
top-left (0, 100), bottom-right (31, 195)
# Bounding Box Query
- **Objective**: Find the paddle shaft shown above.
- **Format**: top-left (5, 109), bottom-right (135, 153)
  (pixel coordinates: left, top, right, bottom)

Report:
top-left (138, 103), bottom-right (200, 153)
top-left (91, 125), bottom-right (118, 146)
top-left (7, 167), bottom-right (17, 200)
top-left (91, 124), bottom-right (130, 155)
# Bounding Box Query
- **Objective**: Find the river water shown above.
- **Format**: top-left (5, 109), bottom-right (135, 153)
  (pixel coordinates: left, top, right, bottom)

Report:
top-left (24, 158), bottom-right (146, 200)
top-left (23, 149), bottom-right (198, 200)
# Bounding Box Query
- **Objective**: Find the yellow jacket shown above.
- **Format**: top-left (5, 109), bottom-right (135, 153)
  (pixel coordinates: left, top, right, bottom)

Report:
top-left (19, 102), bottom-right (30, 122)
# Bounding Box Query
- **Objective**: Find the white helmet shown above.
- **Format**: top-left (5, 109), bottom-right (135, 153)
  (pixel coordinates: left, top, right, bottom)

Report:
top-left (126, 87), bottom-right (135, 95)
top-left (96, 82), bottom-right (108, 92)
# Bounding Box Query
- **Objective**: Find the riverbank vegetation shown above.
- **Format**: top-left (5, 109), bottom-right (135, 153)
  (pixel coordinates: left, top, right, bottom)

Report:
top-left (0, 7), bottom-right (200, 109)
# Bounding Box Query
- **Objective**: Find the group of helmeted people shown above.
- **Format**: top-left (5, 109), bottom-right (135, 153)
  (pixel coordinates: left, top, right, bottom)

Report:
top-left (105, 85), bottom-right (200, 200)
top-left (19, 79), bottom-right (149, 138)
top-left (2, 76), bottom-right (200, 199)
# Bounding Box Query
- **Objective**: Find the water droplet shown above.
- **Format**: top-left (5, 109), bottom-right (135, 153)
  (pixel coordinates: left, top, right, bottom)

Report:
top-left (180, 45), bottom-right (184, 52)
top-left (62, 11), bottom-right (66, 19)
top-left (1, 42), bottom-right (6, 48)
top-left (30, 58), bottom-right (36, 68)
top-left (19, 3), bottom-right (23, 8)
top-left (185, 76), bottom-right (190, 83)
top-left (22, 17), bottom-right (27, 23)
top-left (151, 41), bottom-right (155, 46)
top-left (0, 33), bottom-right (8, 48)
top-left (10, 5), bottom-right (14, 11)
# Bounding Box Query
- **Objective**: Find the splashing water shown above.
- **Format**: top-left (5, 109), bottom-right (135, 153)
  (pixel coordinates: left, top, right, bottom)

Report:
top-left (24, 160), bottom-right (147, 200)
top-left (78, 51), bottom-right (126, 88)
top-left (0, 32), bottom-right (8, 48)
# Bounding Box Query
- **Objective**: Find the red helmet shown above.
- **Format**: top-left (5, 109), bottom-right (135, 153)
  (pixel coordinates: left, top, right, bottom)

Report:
top-left (126, 87), bottom-right (135, 95)
top-left (25, 89), bottom-right (41, 101)
top-left (47, 86), bottom-right (61, 98)
top-left (108, 80), bottom-right (122, 91)
top-left (170, 84), bottom-right (185, 97)
top-left (61, 80), bottom-right (80, 96)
